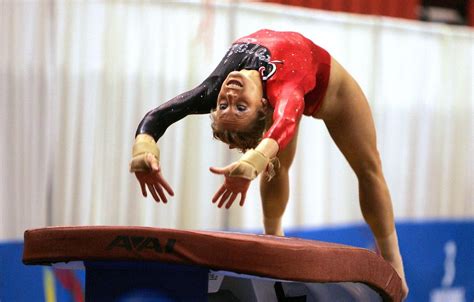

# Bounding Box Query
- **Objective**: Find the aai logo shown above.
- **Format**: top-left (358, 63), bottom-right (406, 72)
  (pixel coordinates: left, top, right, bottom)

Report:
top-left (106, 235), bottom-right (176, 254)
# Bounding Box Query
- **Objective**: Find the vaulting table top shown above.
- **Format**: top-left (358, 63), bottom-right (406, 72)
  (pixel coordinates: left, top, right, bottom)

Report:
top-left (23, 226), bottom-right (402, 301)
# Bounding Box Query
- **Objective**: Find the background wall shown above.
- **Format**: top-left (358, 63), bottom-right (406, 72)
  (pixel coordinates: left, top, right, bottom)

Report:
top-left (262, 0), bottom-right (474, 26)
top-left (1, 1), bottom-right (473, 301)
top-left (1, 0), bottom-right (472, 239)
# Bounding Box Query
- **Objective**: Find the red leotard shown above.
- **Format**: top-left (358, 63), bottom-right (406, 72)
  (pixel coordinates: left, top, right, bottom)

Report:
top-left (137, 29), bottom-right (331, 151)
top-left (235, 30), bottom-right (331, 150)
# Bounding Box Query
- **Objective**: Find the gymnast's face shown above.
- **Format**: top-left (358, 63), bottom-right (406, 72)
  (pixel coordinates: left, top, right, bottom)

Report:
top-left (215, 70), bottom-right (265, 131)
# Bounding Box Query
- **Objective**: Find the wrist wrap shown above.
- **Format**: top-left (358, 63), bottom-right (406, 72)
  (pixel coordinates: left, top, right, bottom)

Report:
top-left (130, 134), bottom-right (160, 172)
top-left (229, 149), bottom-right (269, 180)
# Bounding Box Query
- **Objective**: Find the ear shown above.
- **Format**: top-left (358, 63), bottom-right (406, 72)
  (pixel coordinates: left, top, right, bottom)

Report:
top-left (261, 98), bottom-right (268, 108)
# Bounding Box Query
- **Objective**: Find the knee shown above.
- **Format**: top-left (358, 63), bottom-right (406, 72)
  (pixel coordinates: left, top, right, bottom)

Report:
top-left (353, 153), bottom-right (383, 182)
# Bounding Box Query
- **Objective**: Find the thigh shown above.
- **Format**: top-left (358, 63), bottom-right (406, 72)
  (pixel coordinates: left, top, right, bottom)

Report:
top-left (323, 77), bottom-right (381, 175)
top-left (259, 127), bottom-right (299, 218)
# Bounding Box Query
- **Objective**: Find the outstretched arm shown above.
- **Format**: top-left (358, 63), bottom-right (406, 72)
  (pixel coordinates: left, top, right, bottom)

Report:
top-left (131, 78), bottom-right (220, 202)
top-left (209, 86), bottom-right (304, 208)
top-left (263, 85), bottom-right (305, 150)
top-left (136, 77), bottom-right (220, 141)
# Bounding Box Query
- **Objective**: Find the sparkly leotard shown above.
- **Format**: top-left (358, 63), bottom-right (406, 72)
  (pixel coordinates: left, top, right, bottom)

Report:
top-left (137, 29), bottom-right (331, 150)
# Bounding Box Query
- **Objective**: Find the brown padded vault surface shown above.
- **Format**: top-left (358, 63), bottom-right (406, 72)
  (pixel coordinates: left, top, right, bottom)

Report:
top-left (23, 226), bottom-right (402, 301)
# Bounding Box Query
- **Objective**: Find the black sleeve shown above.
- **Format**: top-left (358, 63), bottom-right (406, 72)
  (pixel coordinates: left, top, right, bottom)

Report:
top-left (135, 42), bottom-right (271, 141)
top-left (135, 75), bottom-right (221, 141)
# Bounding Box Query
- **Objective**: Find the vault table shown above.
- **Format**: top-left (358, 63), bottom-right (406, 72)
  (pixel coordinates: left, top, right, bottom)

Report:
top-left (23, 226), bottom-right (402, 301)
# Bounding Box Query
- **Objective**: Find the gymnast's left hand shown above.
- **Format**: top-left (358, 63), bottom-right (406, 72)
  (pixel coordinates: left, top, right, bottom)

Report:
top-left (210, 163), bottom-right (251, 209)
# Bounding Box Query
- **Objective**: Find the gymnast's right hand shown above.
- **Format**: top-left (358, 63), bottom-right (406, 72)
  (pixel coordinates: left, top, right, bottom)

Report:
top-left (130, 134), bottom-right (174, 203)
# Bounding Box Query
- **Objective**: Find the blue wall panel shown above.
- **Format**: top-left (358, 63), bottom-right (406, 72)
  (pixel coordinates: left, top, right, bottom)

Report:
top-left (0, 242), bottom-right (85, 302)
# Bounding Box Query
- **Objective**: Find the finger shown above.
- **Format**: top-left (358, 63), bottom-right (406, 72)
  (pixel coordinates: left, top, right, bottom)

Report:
top-left (218, 190), bottom-right (231, 208)
top-left (154, 184), bottom-right (168, 204)
top-left (156, 173), bottom-right (175, 196)
top-left (138, 179), bottom-right (147, 197)
top-left (239, 191), bottom-right (247, 207)
top-left (146, 183), bottom-right (160, 202)
top-left (225, 193), bottom-right (238, 209)
top-left (212, 185), bottom-right (226, 203)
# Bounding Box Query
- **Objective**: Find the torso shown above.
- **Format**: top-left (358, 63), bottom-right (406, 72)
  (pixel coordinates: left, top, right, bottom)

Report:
top-left (312, 57), bottom-right (343, 120)
top-left (235, 29), bottom-right (332, 116)
top-left (312, 57), bottom-right (363, 122)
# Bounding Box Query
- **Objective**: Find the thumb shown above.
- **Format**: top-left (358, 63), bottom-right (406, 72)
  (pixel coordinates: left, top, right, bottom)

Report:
top-left (146, 153), bottom-right (159, 171)
top-left (210, 162), bottom-right (239, 175)
top-left (209, 166), bottom-right (227, 175)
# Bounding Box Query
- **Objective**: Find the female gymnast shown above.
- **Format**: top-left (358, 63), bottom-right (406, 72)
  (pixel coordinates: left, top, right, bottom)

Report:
top-left (130, 29), bottom-right (408, 297)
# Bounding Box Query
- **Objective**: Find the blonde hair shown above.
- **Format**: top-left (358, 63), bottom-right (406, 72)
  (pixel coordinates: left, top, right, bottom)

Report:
top-left (210, 108), bottom-right (268, 152)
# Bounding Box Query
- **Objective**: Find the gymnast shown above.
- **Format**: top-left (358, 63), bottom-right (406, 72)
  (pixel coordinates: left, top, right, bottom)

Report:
top-left (129, 29), bottom-right (408, 298)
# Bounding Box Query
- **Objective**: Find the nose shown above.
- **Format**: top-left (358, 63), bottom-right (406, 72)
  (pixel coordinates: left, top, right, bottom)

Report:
top-left (226, 91), bottom-right (237, 100)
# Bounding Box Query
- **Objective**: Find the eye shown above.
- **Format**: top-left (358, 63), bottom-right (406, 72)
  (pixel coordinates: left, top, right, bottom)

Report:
top-left (236, 104), bottom-right (247, 112)
top-left (219, 102), bottom-right (228, 110)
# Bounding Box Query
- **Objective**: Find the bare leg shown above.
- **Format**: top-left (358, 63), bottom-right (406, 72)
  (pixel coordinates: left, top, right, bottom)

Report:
top-left (324, 78), bottom-right (394, 237)
top-left (259, 129), bottom-right (298, 236)
top-left (322, 71), bottom-right (408, 297)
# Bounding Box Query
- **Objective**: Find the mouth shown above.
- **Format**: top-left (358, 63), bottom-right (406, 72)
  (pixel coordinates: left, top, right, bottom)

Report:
top-left (226, 79), bottom-right (243, 89)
